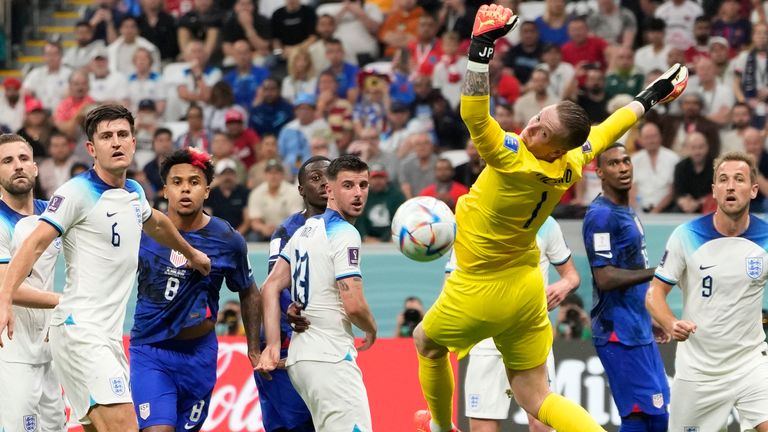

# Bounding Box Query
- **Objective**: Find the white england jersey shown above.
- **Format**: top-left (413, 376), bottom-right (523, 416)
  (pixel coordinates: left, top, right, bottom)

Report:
top-left (655, 214), bottom-right (768, 380)
top-left (447, 217), bottom-right (572, 355)
top-left (279, 209), bottom-right (363, 366)
top-left (40, 169), bottom-right (152, 338)
top-left (0, 199), bottom-right (60, 364)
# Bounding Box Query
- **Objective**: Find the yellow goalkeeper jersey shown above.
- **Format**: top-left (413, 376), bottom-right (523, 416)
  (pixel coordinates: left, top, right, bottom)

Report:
top-left (455, 95), bottom-right (638, 273)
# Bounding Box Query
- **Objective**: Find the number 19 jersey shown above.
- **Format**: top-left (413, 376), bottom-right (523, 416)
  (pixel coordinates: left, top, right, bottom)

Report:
top-left (279, 209), bottom-right (362, 366)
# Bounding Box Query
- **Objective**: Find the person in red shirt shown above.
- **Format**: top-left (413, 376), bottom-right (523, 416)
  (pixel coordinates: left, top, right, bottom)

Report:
top-left (560, 16), bottom-right (608, 71)
top-left (408, 14), bottom-right (443, 77)
top-left (418, 158), bottom-right (468, 211)
top-left (224, 108), bottom-right (260, 169)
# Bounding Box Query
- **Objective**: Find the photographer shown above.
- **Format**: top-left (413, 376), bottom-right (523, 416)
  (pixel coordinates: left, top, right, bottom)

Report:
top-left (554, 294), bottom-right (591, 341)
top-left (395, 296), bottom-right (424, 337)
top-left (217, 300), bottom-right (245, 336)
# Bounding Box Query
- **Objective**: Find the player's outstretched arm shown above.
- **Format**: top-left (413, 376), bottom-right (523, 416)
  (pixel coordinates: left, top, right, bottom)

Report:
top-left (255, 258), bottom-right (292, 375)
top-left (645, 277), bottom-right (697, 342)
top-left (143, 209), bottom-right (211, 276)
top-left (338, 277), bottom-right (377, 351)
top-left (239, 283), bottom-right (262, 368)
top-left (0, 222), bottom-right (59, 346)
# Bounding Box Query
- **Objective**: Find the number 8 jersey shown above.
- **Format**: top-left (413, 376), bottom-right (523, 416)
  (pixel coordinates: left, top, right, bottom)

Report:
top-left (278, 209), bottom-right (363, 366)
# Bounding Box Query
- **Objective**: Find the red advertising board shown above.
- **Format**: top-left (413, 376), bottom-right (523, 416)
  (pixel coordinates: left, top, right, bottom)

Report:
top-left (66, 336), bottom-right (458, 431)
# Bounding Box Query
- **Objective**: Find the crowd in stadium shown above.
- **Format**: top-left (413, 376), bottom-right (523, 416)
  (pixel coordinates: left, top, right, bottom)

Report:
top-left (2, 0), bottom-right (768, 243)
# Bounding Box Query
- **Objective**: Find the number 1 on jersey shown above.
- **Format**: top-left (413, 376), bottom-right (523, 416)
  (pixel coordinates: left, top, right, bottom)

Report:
top-left (523, 192), bottom-right (548, 229)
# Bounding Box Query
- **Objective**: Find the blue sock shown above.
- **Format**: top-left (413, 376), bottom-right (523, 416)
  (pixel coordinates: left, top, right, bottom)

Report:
top-left (619, 416), bottom-right (647, 432)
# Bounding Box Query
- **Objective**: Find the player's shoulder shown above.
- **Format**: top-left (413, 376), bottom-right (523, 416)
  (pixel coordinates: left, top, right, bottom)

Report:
top-left (33, 199), bottom-right (48, 215)
top-left (673, 213), bottom-right (719, 249)
top-left (206, 216), bottom-right (248, 249)
top-left (584, 196), bottom-right (616, 221)
top-left (0, 200), bottom-right (18, 231)
top-left (319, 209), bottom-right (359, 238)
top-left (537, 216), bottom-right (559, 236)
top-left (278, 211), bottom-right (308, 237)
top-left (54, 169), bottom-right (113, 202)
top-left (742, 214), bottom-right (768, 248)
top-left (125, 178), bottom-right (148, 200)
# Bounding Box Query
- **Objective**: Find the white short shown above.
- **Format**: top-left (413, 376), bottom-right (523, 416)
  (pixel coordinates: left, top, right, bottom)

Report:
top-left (670, 358), bottom-right (768, 431)
top-left (288, 359), bottom-right (372, 432)
top-left (464, 350), bottom-right (556, 419)
top-left (0, 359), bottom-right (66, 432)
top-left (49, 324), bottom-right (132, 425)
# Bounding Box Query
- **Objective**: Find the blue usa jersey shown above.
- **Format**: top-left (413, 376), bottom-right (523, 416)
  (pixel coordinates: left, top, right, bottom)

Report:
top-left (583, 196), bottom-right (653, 346)
top-left (131, 216), bottom-right (254, 345)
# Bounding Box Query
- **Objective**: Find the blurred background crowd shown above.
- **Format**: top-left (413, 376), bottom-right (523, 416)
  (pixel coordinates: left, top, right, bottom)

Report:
top-left (2, 0), bottom-right (768, 242)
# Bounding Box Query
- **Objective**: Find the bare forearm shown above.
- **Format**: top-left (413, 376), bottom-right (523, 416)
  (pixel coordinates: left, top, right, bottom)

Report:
top-left (645, 281), bottom-right (676, 330)
top-left (262, 282), bottom-right (282, 347)
top-left (239, 284), bottom-right (262, 354)
top-left (13, 286), bottom-right (60, 309)
top-left (144, 210), bottom-right (193, 256)
top-left (0, 240), bottom-right (49, 301)
top-left (593, 266), bottom-right (656, 291)
top-left (348, 307), bottom-right (376, 334)
top-left (461, 70), bottom-right (489, 96)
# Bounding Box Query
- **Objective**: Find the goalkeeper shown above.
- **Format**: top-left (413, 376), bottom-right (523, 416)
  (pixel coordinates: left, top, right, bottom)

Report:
top-left (412, 4), bottom-right (688, 432)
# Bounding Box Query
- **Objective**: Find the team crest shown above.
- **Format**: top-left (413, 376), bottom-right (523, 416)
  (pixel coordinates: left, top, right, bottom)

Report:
top-left (132, 203), bottom-right (143, 224)
top-left (652, 393), bottom-right (664, 408)
top-left (53, 237), bottom-right (62, 250)
top-left (468, 394), bottom-right (481, 409)
top-left (23, 414), bottom-right (38, 432)
top-left (502, 135), bottom-right (519, 153)
top-left (139, 403), bottom-right (150, 420)
top-left (170, 250), bottom-right (188, 268)
top-left (746, 257), bottom-right (763, 279)
top-left (110, 376), bottom-right (126, 396)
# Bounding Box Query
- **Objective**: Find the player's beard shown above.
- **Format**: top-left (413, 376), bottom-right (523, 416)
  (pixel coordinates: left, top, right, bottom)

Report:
top-left (0, 174), bottom-right (34, 196)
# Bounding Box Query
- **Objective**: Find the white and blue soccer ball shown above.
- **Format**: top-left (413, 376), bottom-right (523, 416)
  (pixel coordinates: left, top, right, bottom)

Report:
top-left (391, 196), bottom-right (456, 262)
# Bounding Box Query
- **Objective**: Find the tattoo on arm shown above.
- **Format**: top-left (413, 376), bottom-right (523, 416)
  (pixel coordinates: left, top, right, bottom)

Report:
top-left (462, 70), bottom-right (489, 96)
top-left (336, 277), bottom-right (361, 292)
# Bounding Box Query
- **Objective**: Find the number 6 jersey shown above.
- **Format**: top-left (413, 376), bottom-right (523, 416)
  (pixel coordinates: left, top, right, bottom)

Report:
top-left (654, 213), bottom-right (768, 380)
top-left (278, 209), bottom-right (363, 366)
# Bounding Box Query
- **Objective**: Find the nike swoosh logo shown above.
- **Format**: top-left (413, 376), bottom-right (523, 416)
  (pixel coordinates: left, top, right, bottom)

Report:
top-left (596, 252), bottom-right (613, 259)
top-left (184, 423), bottom-right (197, 430)
top-left (106, 212), bottom-right (117, 217)
top-left (699, 264), bottom-right (716, 270)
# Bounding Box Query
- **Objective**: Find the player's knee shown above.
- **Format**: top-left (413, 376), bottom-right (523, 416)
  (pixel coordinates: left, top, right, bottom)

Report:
top-left (413, 324), bottom-right (447, 358)
top-left (527, 414), bottom-right (553, 432)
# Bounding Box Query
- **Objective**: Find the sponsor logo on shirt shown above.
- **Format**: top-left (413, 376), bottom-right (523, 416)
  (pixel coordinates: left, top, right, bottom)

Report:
top-left (47, 195), bottom-right (64, 213)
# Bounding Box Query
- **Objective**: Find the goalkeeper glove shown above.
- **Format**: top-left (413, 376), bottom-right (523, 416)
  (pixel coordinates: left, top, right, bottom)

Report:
top-left (634, 63), bottom-right (689, 112)
top-left (468, 4), bottom-right (519, 66)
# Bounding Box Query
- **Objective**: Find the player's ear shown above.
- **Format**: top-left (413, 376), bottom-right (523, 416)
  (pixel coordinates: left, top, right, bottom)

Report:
top-left (162, 185), bottom-right (168, 200)
top-left (85, 141), bottom-right (96, 158)
top-left (204, 185), bottom-right (210, 200)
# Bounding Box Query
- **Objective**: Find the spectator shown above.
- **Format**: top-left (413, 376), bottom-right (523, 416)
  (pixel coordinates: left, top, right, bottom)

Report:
top-left (82, 0), bottom-right (124, 44)
top-left (494, 101), bottom-right (518, 133)
top-left (137, 0), bottom-right (179, 62)
top-left (534, 0), bottom-right (570, 46)
top-left (538, 44), bottom-right (574, 101)
top-left (17, 99), bottom-right (54, 159)
top-left (315, 70), bottom-right (354, 141)
top-left (631, 122), bottom-right (680, 213)
top-left (126, 48), bottom-right (167, 115)
top-left (398, 132), bottom-right (437, 199)
top-left (378, 0), bottom-right (425, 57)
top-left (246, 133), bottom-right (280, 188)
top-left (278, 93), bottom-right (327, 176)
top-left (436, 0), bottom-right (474, 42)
top-left (432, 31), bottom-right (467, 110)
top-left (134, 99), bottom-right (162, 167)
top-left (672, 132), bottom-right (714, 214)
top-left (53, 70), bottom-right (95, 140)
top-left (514, 68), bottom-right (558, 127)
top-left (431, 96), bottom-right (467, 151)
top-left (270, 0), bottom-right (317, 55)
top-left (316, 0), bottom-right (383, 66)
top-left (70, 162), bottom-right (89, 178)
top-left (308, 14), bottom-right (336, 73)
top-left (408, 14), bottom-right (443, 77)
top-left (380, 102), bottom-right (412, 157)
top-left (654, 0), bottom-right (703, 50)
top-left (354, 162), bottom-right (406, 242)
top-left (216, 301), bottom-right (244, 336)
top-left (688, 56), bottom-right (735, 126)
top-left (651, 92), bottom-right (722, 157)
top-left (324, 38), bottom-right (359, 102)
top-left (573, 66), bottom-right (609, 123)
top-left (353, 71), bottom-right (389, 134)
top-left (684, 16), bottom-right (712, 68)
top-left (22, 41), bottom-right (72, 112)
top-left (489, 53), bottom-right (521, 106)
top-left (634, 17), bottom-right (670, 76)
top-left (223, 40), bottom-right (269, 109)
top-left (555, 293), bottom-right (591, 340)
top-left (225, 108), bottom-right (260, 168)
top-left (708, 36), bottom-right (735, 86)
top-left (735, 23), bottom-right (768, 129)
top-left (107, 15), bottom-right (161, 76)
top-left (63, 21), bottom-right (106, 70)
top-left (309, 129), bottom-right (333, 157)
top-left (394, 296), bottom-right (424, 337)
top-left (720, 102), bottom-right (753, 155)
top-left (221, 0), bottom-right (272, 61)
top-left (37, 132), bottom-right (77, 199)
top-left (247, 159), bottom-right (303, 240)
top-left (586, 0), bottom-right (637, 47)
top-left (204, 81), bottom-right (243, 133)
top-left (711, 0), bottom-right (751, 54)
top-left (453, 139), bottom-right (483, 188)
top-left (281, 48), bottom-right (318, 103)
top-left (175, 104), bottom-right (212, 151)
top-left (88, 47), bottom-right (129, 104)
top-left (248, 77), bottom-right (294, 137)
top-left (205, 159), bottom-right (251, 236)
top-left (560, 17), bottom-right (608, 72)
top-left (211, 132), bottom-right (247, 183)
top-left (410, 74), bottom-right (441, 120)
top-left (142, 127), bottom-right (175, 193)
top-left (502, 21), bottom-right (543, 86)
top-left (742, 127), bottom-right (768, 211)
top-left (177, 40), bottom-right (222, 112)
top-left (389, 48), bottom-right (417, 105)
top-left (605, 46), bottom-right (645, 100)
top-left (0, 78), bottom-right (25, 132)
top-left (418, 158), bottom-right (468, 211)
top-left (177, 0), bottom-right (224, 59)
top-left (357, 127), bottom-right (398, 180)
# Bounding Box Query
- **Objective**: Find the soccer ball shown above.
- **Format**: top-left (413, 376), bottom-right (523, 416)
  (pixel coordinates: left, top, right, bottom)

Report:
top-left (391, 197), bottom-right (456, 262)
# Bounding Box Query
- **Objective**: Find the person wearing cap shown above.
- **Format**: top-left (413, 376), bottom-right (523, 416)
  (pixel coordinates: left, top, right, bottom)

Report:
top-left (247, 159), bottom-right (303, 240)
top-left (0, 78), bottom-right (25, 132)
top-left (126, 48), bottom-right (166, 116)
top-left (708, 36), bottom-right (735, 85)
top-left (354, 162), bottom-right (405, 242)
top-left (278, 93), bottom-right (327, 176)
top-left (22, 41), bottom-right (72, 111)
top-left (53, 70), bottom-right (96, 140)
top-left (225, 108), bottom-right (261, 169)
top-left (17, 99), bottom-right (55, 159)
top-left (205, 159), bottom-right (252, 236)
top-left (107, 15), bottom-right (161, 76)
top-left (63, 21), bottom-right (107, 70)
top-left (634, 17), bottom-right (671, 77)
top-left (88, 45), bottom-right (130, 104)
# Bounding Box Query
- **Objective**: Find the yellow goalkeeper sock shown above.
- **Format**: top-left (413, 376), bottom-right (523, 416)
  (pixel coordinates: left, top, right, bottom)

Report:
top-left (417, 352), bottom-right (455, 430)
top-left (537, 393), bottom-right (606, 432)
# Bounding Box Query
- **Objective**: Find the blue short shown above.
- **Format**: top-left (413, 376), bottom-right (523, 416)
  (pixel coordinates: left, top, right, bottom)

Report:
top-left (129, 332), bottom-right (218, 431)
top-left (254, 368), bottom-right (314, 432)
top-left (595, 342), bottom-right (670, 417)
